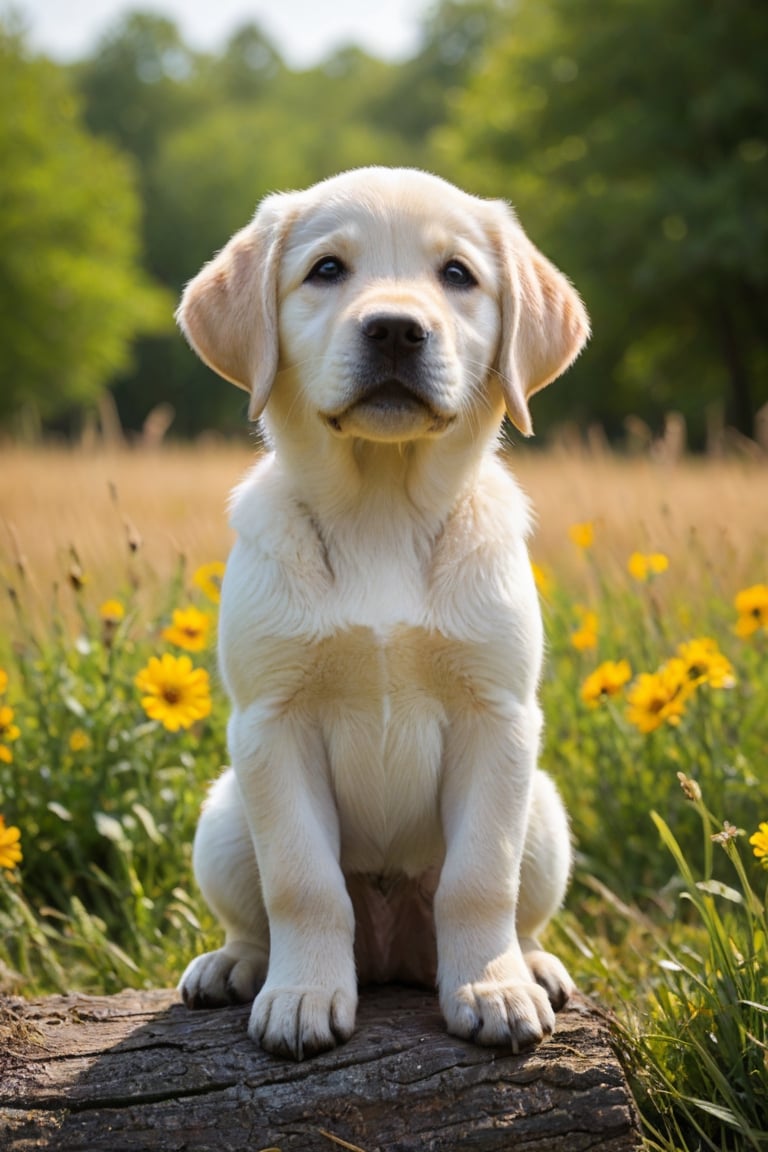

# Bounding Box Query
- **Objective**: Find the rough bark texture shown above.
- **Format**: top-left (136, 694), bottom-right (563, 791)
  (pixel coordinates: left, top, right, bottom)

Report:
top-left (0, 986), bottom-right (642, 1151)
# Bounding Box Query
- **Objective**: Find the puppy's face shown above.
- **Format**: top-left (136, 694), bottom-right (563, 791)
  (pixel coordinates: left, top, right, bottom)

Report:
top-left (177, 167), bottom-right (589, 443)
top-left (276, 170), bottom-right (503, 443)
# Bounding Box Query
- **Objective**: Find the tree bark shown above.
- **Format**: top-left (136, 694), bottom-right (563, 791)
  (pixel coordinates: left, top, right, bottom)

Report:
top-left (715, 288), bottom-right (754, 439)
top-left (0, 986), bottom-right (643, 1151)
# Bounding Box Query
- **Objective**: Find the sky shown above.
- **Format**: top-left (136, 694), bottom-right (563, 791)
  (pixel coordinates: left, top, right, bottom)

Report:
top-left (15, 0), bottom-right (429, 66)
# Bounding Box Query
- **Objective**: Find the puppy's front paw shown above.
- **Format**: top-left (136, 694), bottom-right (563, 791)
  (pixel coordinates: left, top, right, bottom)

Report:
top-left (442, 979), bottom-right (556, 1053)
top-left (179, 943), bottom-right (267, 1009)
top-left (524, 947), bottom-right (575, 1011)
top-left (249, 985), bottom-right (357, 1061)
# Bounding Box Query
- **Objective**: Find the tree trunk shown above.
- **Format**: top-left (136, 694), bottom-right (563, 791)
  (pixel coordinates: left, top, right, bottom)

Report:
top-left (0, 986), bottom-right (643, 1151)
top-left (716, 289), bottom-right (754, 439)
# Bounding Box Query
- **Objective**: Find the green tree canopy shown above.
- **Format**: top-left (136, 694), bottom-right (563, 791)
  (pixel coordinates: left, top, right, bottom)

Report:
top-left (0, 21), bottom-right (171, 426)
top-left (4, 0), bottom-right (765, 444)
top-left (436, 0), bottom-right (768, 443)
top-left (75, 11), bottom-right (200, 167)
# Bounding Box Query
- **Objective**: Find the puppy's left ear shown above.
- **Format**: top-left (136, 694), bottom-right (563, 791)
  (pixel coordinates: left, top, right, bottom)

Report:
top-left (493, 205), bottom-right (590, 436)
top-left (176, 195), bottom-right (292, 421)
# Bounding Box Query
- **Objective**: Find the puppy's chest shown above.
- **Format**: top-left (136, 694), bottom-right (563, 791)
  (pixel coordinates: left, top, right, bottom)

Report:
top-left (303, 624), bottom-right (459, 871)
top-left (300, 623), bottom-right (462, 715)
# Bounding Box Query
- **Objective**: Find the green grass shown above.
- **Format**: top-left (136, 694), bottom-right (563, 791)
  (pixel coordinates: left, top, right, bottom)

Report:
top-left (1, 523), bottom-right (766, 1151)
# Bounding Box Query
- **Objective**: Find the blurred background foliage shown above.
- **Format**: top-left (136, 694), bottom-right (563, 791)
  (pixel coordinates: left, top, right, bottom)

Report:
top-left (1, 0), bottom-right (766, 446)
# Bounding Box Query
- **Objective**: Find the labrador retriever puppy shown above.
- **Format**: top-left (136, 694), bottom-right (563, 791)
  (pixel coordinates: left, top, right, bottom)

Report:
top-left (177, 167), bottom-right (589, 1061)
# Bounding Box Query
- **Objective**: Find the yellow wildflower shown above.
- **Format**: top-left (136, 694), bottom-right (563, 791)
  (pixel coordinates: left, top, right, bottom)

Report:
top-left (581, 659), bottom-right (632, 706)
top-left (676, 637), bottom-right (735, 689)
top-left (69, 728), bottom-right (91, 753)
top-left (135, 654), bottom-right (211, 732)
top-left (0, 705), bottom-right (20, 764)
top-left (193, 562), bottom-right (226, 605)
top-left (531, 562), bottom-right (553, 600)
top-left (749, 822), bottom-right (768, 868)
top-left (100, 599), bottom-right (125, 624)
top-left (0, 815), bottom-right (22, 870)
top-left (568, 521), bottom-right (595, 550)
top-left (571, 607), bottom-right (598, 651)
top-left (0, 669), bottom-right (7, 694)
top-left (734, 583), bottom-right (768, 639)
top-left (626, 659), bottom-right (692, 733)
top-left (100, 598), bottom-right (125, 649)
top-left (162, 606), bottom-right (211, 652)
top-left (627, 552), bottom-right (669, 582)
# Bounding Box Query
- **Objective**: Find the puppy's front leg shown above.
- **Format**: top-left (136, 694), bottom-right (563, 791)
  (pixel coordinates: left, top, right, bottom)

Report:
top-left (231, 709), bottom-right (357, 1060)
top-left (436, 702), bottom-right (555, 1052)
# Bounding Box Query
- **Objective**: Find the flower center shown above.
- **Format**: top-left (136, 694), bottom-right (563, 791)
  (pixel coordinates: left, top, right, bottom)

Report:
top-left (162, 687), bottom-right (181, 705)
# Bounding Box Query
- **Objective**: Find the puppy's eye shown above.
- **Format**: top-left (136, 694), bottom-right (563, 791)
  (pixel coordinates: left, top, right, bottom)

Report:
top-left (306, 256), bottom-right (347, 284)
top-left (440, 260), bottom-right (477, 289)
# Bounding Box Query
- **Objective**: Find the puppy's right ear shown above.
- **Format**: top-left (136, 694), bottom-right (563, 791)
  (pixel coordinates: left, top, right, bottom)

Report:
top-left (176, 196), bottom-right (290, 420)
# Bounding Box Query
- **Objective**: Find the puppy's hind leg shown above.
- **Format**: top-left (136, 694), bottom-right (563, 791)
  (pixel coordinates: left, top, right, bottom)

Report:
top-left (179, 768), bottom-right (269, 1009)
top-left (516, 769), bottom-right (576, 1011)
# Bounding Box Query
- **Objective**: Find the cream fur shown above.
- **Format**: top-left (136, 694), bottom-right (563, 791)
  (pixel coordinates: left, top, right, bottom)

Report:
top-left (176, 167), bottom-right (589, 1061)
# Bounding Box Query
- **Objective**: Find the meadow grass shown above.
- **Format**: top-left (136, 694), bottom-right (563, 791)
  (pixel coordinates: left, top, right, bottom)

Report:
top-left (1, 442), bottom-right (766, 1150)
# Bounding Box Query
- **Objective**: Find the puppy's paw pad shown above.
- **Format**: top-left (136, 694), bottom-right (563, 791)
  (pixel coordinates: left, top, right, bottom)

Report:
top-left (248, 986), bottom-right (357, 1061)
top-left (523, 949), bottom-right (575, 1012)
top-left (179, 946), bottom-right (266, 1009)
top-left (443, 979), bottom-right (555, 1053)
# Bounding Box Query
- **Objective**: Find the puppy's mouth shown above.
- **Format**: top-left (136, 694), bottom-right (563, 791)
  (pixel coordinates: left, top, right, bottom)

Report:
top-left (358, 378), bottom-right (428, 413)
top-left (324, 378), bottom-right (455, 440)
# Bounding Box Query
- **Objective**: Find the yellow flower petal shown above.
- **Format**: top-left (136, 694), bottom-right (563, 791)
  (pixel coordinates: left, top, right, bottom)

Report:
top-left (135, 653), bottom-right (212, 732)
top-left (69, 728), bottom-right (91, 752)
top-left (162, 606), bottom-right (211, 653)
top-left (734, 583), bottom-right (768, 639)
top-left (0, 815), bottom-right (22, 870)
top-left (748, 822), bottom-right (768, 860)
top-left (568, 521), bottom-right (595, 549)
top-left (100, 599), bottom-right (125, 622)
top-left (193, 562), bottom-right (226, 605)
top-left (626, 659), bottom-right (692, 733)
top-left (628, 552), bottom-right (669, 582)
top-left (581, 660), bottom-right (632, 706)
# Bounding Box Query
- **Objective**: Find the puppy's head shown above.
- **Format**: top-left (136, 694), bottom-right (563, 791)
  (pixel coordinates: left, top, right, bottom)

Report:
top-left (177, 167), bottom-right (589, 442)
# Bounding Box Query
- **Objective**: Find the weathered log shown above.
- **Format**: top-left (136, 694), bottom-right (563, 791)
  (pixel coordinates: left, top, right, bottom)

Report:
top-left (0, 986), bottom-right (642, 1151)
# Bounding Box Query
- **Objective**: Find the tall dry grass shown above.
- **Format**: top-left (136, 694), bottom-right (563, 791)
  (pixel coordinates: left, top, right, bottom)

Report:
top-left (1, 442), bottom-right (766, 630)
top-left (2, 440), bottom-right (767, 1151)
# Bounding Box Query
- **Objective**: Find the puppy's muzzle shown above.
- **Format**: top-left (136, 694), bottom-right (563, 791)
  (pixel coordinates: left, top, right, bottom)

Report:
top-left (321, 310), bottom-right (457, 439)
top-left (354, 312), bottom-right (435, 415)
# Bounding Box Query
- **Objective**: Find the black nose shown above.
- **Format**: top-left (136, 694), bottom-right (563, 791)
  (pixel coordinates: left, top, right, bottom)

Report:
top-left (361, 314), bottom-right (429, 352)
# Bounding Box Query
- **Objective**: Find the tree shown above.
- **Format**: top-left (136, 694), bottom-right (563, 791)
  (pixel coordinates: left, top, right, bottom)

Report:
top-left (0, 22), bottom-right (171, 427)
top-left (365, 0), bottom-right (504, 145)
top-left (436, 0), bottom-right (768, 443)
top-left (210, 22), bottom-right (283, 102)
top-left (75, 12), bottom-right (200, 168)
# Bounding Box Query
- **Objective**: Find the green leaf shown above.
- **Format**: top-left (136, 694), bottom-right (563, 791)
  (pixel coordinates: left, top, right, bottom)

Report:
top-left (94, 812), bottom-right (126, 844)
top-left (131, 802), bottom-right (163, 845)
top-left (696, 880), bottom-right (743, 904)
top-left (47, 802), bottom-right (73, 822)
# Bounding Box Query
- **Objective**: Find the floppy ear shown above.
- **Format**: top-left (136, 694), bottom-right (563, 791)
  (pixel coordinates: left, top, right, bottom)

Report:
top-left (176, 196), bottom-right (289, 421)
top-left (493, 206), bottom-right (590, 436)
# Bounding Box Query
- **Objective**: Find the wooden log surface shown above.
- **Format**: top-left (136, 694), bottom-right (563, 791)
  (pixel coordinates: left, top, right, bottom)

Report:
top-left (0, 986), bottom-right (643, 1151)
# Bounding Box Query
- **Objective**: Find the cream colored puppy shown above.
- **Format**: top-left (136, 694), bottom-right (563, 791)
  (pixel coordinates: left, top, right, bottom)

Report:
top-left (177, 167), bottom-right (589, 1061)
